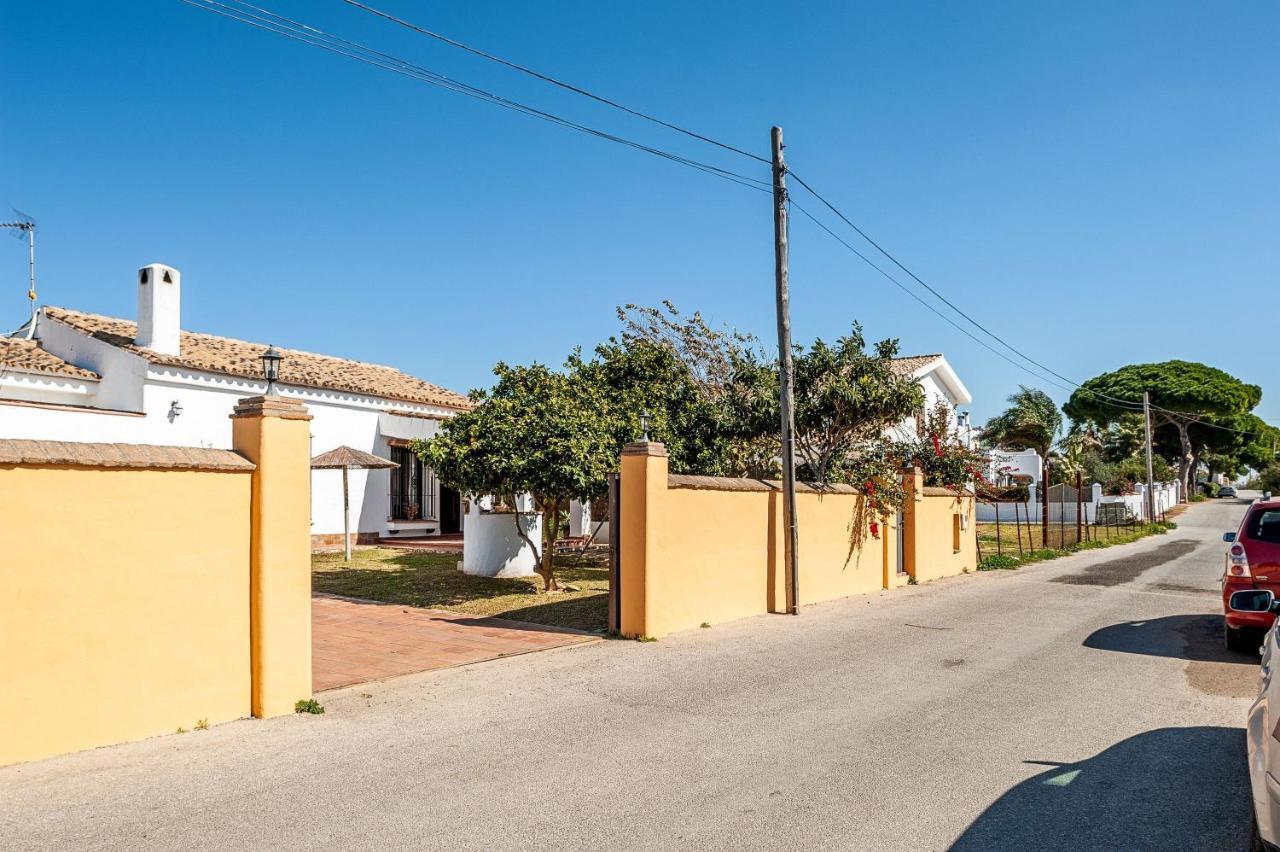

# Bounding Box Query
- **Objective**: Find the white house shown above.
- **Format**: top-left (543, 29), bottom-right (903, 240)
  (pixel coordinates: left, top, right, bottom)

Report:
top-left (0, 263), bottom-right (472, 548)
top-left (887, 353), bottom-right (974, 443)
top-left (986, 447), bottom-right (1044, 485)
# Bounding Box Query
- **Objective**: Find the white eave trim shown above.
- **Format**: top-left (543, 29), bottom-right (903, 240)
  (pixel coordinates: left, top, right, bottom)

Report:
top-left (0, 370), bottom-right (98, 395)
top-left (145, 365), bottom-right (459, 419)
top-left (913, 356), bottom-right (972, 407)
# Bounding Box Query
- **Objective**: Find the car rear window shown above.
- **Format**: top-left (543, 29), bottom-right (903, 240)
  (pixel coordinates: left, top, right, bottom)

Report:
top-left (1247, 509), bottom-right (1280, 544)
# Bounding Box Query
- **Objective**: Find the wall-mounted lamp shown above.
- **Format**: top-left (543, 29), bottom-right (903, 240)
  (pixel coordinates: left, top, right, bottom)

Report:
top-left (260, 345), bottom-right (283, 395)
top-left (640, 409), bottom-right (652, 442)
top-left (168, 400), bottom-right (183, 421)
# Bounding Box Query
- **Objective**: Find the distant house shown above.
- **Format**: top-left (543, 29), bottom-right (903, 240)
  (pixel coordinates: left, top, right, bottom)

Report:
top-left (0, 263), bottom-right (471, 548)
top-left (887, 353), bottom-right (974, 444)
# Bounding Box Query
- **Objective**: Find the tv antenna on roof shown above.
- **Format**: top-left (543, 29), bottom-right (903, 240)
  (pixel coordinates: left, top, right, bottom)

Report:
top-left (0, 210), bottom-right (36, 338)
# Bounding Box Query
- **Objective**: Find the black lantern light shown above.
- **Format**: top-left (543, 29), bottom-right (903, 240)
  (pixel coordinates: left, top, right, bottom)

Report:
top-left (640, 409), bottom-right (652, 442)
top-left (260, 345), bottom-right (283, 395)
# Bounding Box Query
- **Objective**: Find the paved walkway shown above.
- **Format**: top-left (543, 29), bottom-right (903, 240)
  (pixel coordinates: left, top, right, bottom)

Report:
top-left (312, 595), bottom-right (597, 691)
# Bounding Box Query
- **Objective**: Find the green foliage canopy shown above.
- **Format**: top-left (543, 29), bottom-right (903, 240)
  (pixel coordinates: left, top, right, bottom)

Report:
top-left (1064, 361), bottom-right (1262, 495)
top-left (981, 386), bottom-right (1062, 460)
top-left (729, 323), bottom-right (924, 484)
top-left (1063, 361), bottom-right (1261, 426)
top-left (415, 360), bottom-right (615, 590)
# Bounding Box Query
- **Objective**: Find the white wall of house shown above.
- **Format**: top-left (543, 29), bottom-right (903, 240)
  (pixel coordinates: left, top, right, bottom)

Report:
top-left (569, 499), bottom-right (611, 545)
top-left (888, 370), bottom-right (970, 443)
top-left (0, 360), bottom-right (457, 540)
top-left (988, 449), bottom-right (1044, 485)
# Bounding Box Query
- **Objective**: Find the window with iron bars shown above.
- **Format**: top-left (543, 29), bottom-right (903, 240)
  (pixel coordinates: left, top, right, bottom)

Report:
top-left (389, 444), bottom-right (438, 521)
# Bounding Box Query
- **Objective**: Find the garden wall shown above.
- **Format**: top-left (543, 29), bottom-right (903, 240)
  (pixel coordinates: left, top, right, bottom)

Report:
top-left (911, 487), bottom-right (977, 583)
top-left (618, 443), bottom-right (973, 638)
top-left (0, 395), bottom-right (314, 767)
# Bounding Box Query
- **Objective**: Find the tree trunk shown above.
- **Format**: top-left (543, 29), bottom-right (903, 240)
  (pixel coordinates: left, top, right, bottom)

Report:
top-left (535, 497), bottom-right (561, 591)
top-left (511, 495), bottom-right (544, 580)
top-left (1175, 422), bottom-right (1194, 503)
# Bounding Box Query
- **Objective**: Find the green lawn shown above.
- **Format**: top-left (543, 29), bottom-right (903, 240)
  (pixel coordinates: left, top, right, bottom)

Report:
top-left (975, 520), bottom-right (1176, 570)
top-left (977, 520), bottom-right (1159, 553)
top-left (312, 547), bottom-right (610, 633)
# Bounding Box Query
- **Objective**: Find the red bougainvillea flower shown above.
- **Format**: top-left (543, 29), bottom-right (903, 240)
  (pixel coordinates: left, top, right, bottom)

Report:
top-left (931, 434), bottom-right (943, 456)
top-left (865, 481), bottom-right (876, 495)
top-left (869, 521), bottom-right (880, 539)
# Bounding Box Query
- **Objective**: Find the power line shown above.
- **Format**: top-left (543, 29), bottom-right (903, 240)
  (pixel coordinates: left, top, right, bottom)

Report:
top-left (335, 0), bottom-right (1152, 416)
top-left (191, 0), bottom-right (1143, 416)
top-left (181, 0), bottom-right (771, 192)
top-left (339, 0), bottom-right (772, 166)
top-left (337, 0), bottom-right (1160, 418)
top-left (186, 1), bottom-right (1268, 439)
top-left (789, 201), bottom-right (1271, 437)
top-left (785, 172), bottom-right (1130, 401)
top-left (788, 200), bottom-right (1082, 398)
top-left (782, 172), bottom-right (1269, 433)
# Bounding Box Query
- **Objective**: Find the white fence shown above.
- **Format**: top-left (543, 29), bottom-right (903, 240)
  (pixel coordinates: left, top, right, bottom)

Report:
top-left (976, 481), bottom-right (1180, 524)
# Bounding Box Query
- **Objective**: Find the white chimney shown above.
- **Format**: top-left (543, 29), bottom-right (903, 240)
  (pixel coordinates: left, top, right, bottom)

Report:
top-left (135, 263), bottom-right (180, 355)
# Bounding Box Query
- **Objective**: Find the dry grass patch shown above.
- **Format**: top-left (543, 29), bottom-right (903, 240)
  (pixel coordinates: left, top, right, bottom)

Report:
top-left (312, 547), bottom-right (610, 633)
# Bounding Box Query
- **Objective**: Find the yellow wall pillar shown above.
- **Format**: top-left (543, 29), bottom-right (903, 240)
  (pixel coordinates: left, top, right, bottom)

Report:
top-left (619, 441), bottom-right (668, 639)
top-left (232, 395), bottom-right (314, 718)
top-left (900, 465), bottom-right (923, 579)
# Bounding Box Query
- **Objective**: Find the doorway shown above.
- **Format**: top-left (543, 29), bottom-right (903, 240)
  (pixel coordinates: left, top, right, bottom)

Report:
top-left (440, 484), bottom-right (461, 534)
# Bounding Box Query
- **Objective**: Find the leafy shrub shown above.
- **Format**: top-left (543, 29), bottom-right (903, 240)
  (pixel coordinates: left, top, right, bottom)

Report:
top-left (978, 554), bottom-right (1020, 571)
top-left (295, 699), bottom-right (325, 714)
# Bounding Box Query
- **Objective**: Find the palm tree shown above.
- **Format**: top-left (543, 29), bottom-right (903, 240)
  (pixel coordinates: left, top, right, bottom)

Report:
top-left (981, 386), bottom-right (1063, 461)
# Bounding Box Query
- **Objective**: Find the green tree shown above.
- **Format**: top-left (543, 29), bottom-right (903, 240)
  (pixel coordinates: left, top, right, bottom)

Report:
top-left (1235, 415), bottom-right (1280, 473)
top-left (615, 302), bottom-right (778, 477)
top-left (415, 361), bottom-right (615, 591)
top-left (1259, 464), bottom-right (1280, 495)
top-left (727, 323), bottom-right (924, 484)
top-left (896, 399), bottom-right (991, 491)
top-left (981, 386), bottom-right (1063, 461)
top-left (573, 338), bottom-right (739, 476)
top-left (1065, 361), bottom-right (1262, 499)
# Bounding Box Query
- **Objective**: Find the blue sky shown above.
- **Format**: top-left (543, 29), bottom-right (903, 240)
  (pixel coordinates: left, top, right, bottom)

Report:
top-left (2, 1), bottom-right (1276, 425)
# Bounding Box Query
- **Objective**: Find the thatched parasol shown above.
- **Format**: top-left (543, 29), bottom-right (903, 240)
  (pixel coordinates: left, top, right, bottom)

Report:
top-left (311, 446), bottom-right (398, 562)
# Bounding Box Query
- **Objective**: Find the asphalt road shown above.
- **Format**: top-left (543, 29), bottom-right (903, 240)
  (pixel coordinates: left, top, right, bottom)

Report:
top-left (0, 496), bottom-right (1259, 851)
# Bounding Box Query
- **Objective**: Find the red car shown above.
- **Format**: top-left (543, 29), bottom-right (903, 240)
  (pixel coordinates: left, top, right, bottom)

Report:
top-left (1223, 499), bottom-right (1280, 651)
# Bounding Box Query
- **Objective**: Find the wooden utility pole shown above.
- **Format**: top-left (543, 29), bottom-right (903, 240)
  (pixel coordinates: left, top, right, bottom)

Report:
top-left (1075, 470), bottom-right (1083, 546)
top-left (1143, 391), bottom-right (1156, 521)
top-left (1041, 460), bottom-right (1049, 549)
top-left (771, 126), bottom-right (800, 615)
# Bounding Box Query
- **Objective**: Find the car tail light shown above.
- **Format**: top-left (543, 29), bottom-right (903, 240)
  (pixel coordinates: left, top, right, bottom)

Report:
top-left (1229, 544), bottom-right (1251, 577)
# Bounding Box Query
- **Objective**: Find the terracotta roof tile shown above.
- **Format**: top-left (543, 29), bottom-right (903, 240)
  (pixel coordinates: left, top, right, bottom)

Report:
top-left (0, 438), bottom-right (254, 471)
top-left (43, 307), bottom-right (471, 410)
top-left (0, 338), bottom-right (99, 381)
top-left (890, 354), bottom-right (943, 377)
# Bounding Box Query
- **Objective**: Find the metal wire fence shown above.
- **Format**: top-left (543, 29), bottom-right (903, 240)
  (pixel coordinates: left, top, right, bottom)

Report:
top-left (976, 478), bottom-right (1167, 562)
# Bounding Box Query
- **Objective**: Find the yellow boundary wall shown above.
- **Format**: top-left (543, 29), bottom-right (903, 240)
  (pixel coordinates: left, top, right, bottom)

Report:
top-left (0, 395), bottom-right (313, 766)
top-left (619, 444), bottom-right (975, 638)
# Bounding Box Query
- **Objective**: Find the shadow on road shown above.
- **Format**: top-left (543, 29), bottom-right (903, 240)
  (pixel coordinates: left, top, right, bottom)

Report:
top-left (1083, 614), bottom-right (1259, 664)
top-left (1049, 539), bottom-right (1199, 587)
top-left (950, 726), bottom-right (1249, 851)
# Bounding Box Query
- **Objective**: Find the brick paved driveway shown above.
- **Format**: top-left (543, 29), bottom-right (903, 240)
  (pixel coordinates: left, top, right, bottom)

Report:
top-left (312, 595), bottom-right (599, 692)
